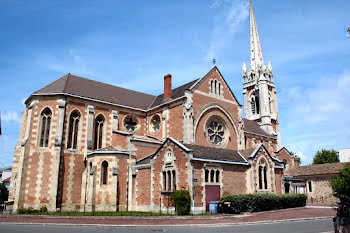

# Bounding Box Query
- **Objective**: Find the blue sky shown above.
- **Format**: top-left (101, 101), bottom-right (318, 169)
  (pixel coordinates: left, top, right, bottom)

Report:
top-left (0, 0), bottom-right (349, 166)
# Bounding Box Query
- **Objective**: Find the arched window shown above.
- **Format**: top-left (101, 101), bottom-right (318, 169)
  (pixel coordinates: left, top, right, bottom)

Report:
top-left (172, 170), bottom-right (176, 190)
top-left (167, 170), bottom-right (171, 191)
top-left (101, 161), bottom-right (108, 185)
top-left (255, 96), bottom-right (260, 114)
top-left (251, 97), bottom-right (256, 114)
top-left (210, 170), bottom-right (215, 183)
top-left (40, 108), bottom-right (52, 147)
top-left (163, 170), bottom-right (176, 192)
top-left (205, 168), bottom-right (220, 184)
top-left (258, 166), bottom-right (263, 189)
top-left (163, 171), bottom-right (166, 190)
top-left (214, 80), bottom-right (217, 94)
top-left (258, 159), bottom-right (268, 190)
top-left (67, 110), bottom-right (80, 149)
top-left (218, 83), bottom-right (221, 95)
top-left (205, 170), bottom-right (209, 182)
top-left (210, 80), bottom-right (214, 93)
top-left (269, 96), bottom-right (272, 114)
top-left (94, 115), bottom-right (104, 150)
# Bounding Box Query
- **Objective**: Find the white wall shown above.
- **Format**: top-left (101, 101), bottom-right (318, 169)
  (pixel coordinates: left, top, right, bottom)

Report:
top-left (339, 149), bottom-right (350, 163)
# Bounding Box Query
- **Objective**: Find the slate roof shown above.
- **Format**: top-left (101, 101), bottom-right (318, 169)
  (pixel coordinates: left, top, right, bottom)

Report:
top-left (285, 162), bottom-right (349, 177)
top-left (239, 148), bottom-right (256, 160)
top-left (184, 144), bottom-right (247, 163)
top-left (149, 79), bottom-right (198, 108)
top-left (31, 73), bottom-right (198, 110)
top-left (33, 74), bottom-right (156, 110)
top-left (243, 118), bottom-right (274, 138)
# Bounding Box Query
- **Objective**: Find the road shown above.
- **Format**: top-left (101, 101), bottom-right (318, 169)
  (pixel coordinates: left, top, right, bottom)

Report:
top-left (0, 218), bottom-right (333, 233)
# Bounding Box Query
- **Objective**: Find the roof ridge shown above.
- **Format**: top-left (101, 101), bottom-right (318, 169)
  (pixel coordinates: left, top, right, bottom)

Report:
top-left (63, 73), bottom-right (70, 93)
top-left (68, 74), bottom-right (156, 98)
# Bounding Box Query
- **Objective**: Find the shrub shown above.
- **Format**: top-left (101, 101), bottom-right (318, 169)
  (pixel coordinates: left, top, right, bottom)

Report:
top-left (331, 164), bottom-right (350, 217)
top-left (40, 206), bottom-right (48, 213)
top-left (221, 193), bottom-right (307, 214)
top-left (171, 190), bottom-right (191, 215)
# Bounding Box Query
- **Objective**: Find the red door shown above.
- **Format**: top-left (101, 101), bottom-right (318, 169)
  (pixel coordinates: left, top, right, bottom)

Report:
top-left (205, 185), bottom-right (220, 212)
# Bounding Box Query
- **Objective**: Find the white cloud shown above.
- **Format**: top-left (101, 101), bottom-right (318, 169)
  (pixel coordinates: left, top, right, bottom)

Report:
top-left (280, 70), bottom-right (350, 164)
top-left (206, 0), bottom-right (249, 59)
top-left (2, 111), bottom-right (21, 123)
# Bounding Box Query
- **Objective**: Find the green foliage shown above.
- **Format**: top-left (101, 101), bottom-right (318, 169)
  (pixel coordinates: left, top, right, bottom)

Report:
top-left (221, 193), bottom-right (307, 214)
top-left (171, 190), bottom-right (191, 215)
top-left (331, 164), bottom-right (350, 200)
top-left (0, 183), bottom-right (9, 204)
top-left (40, 206), bottom-right (48, 213)
top-left (312, 149), bottom-right (339, 164)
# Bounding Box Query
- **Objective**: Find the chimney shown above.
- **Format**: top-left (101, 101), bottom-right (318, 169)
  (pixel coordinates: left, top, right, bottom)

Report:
top-left (164, 74), bottom-right (172, 100)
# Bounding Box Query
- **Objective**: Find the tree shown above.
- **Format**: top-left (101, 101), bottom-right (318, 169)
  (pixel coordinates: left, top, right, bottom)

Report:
top-left (331, 163), bottom-right (350, 200)
top-left (0, 183), bottom-right (9, 204)
top-left (312, 149), bottom-right (339, 165)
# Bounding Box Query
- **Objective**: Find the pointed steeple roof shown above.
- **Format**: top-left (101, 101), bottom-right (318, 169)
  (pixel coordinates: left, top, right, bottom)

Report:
top-left (249, 0), bottom-right (264, 70)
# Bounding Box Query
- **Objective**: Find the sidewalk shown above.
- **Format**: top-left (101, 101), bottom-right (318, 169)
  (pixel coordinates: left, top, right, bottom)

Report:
top-left (0, 207), bottom-right (336, 226)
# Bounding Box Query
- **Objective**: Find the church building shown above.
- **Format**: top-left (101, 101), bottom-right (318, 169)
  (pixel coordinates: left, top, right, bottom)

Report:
top-left (8, 1), bottom-right (300, 213)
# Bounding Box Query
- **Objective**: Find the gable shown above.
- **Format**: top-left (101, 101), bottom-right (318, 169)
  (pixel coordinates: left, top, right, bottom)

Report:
top-left (190, 66), bottom-right (241, 106)
top-left (249, 143), bottom-right (282, 165)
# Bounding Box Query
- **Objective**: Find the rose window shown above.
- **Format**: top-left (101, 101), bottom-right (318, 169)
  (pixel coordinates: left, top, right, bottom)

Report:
top-left (205, 116), bottom-right (228, 148)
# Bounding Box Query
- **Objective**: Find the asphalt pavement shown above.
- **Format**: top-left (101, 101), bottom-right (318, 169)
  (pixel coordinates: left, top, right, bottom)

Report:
top-left (0, 218), bottom-right (334, 233)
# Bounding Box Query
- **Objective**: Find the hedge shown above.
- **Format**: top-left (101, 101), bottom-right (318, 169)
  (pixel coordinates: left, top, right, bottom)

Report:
top-left (221, 193), bottom-right (307, 214)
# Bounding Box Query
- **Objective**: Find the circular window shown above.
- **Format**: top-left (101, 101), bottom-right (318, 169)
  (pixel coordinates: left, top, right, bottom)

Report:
top-left (205, 116), bottom-right (228, 148)
top-left (123, 115), bottom-right (140, 133)
top-left (150, 114), bottom-right (161, 134)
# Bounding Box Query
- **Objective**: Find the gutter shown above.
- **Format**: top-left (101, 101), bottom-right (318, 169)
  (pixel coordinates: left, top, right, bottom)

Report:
top-left (244, 130), bottom-right (276, 139)
top-left (192, 157), bottom-right (249, 165)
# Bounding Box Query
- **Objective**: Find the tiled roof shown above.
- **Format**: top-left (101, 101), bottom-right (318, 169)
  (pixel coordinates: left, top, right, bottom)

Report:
top-left (32, 73), bottom-right (199, 110)
top-left (149, 79), bottom-right (198, 108)
top-left (243, 118), bottom-right (273, 138)
top-left (95, 145), bottom-right (127, 152)
top-left (285, 162), bottom-right (349, 177)
top-left (239, 148), bottom-right (256, 160)
top-left (33, 74), bottom-right (156, 110)
top-left (1, 177), bottom-right (11, 182)
top-left (184, 144), bottom-right (247, 163)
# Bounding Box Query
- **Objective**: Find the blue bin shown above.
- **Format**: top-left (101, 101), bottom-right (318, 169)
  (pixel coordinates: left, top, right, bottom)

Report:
top-left (209, 201), bottom-right (218, 213)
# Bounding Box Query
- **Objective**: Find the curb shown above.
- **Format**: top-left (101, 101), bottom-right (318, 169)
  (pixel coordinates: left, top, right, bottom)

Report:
top-left (0, 216), bottom-right (334, 227)
top-left (0, 207), bottom-right (310, 221)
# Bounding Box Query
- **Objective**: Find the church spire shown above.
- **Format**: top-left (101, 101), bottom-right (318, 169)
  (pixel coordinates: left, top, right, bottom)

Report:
top-left (249, 0), bottom-right (264, 70)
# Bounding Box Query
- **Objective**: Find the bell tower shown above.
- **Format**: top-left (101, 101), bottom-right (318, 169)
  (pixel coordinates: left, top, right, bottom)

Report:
top-left (242, 0), bottom-right (281, 147)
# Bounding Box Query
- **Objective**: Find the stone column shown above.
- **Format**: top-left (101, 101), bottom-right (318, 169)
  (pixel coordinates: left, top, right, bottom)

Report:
top-left (183, 91), bottom-right (194, 144)
top-left (86, 105), bottom-right (95, 150)
top-left (49, 98), bottom-right (66, 212)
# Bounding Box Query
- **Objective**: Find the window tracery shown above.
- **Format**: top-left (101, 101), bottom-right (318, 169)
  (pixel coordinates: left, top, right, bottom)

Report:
top-left (150, 114), bottom-right (161, 134)
top-left (123, 114), bottom-right (140, 133)
top-left (205, 116), bottom-right (228, 148)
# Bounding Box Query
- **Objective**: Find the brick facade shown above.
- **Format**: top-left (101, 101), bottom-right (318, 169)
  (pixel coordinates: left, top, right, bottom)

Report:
top-left (9, 65), bottom-right (295, 214)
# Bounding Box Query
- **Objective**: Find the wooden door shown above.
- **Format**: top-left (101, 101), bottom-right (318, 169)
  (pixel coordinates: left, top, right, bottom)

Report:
top-left (205, 185), bottom-right (220, 212)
